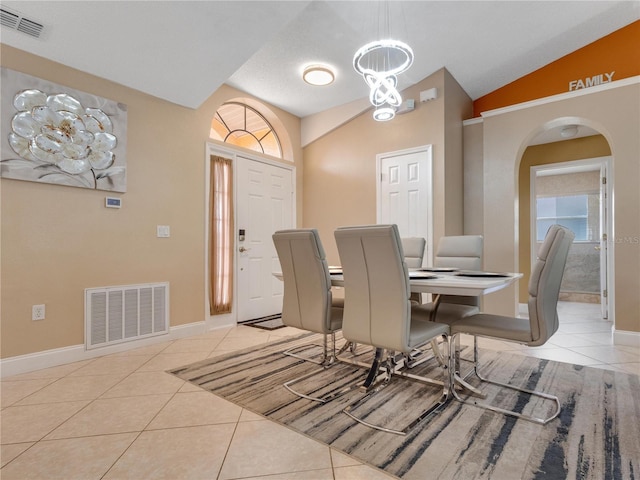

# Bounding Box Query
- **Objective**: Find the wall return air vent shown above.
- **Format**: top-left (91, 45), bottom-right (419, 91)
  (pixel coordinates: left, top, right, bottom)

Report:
top-left (0, 7), bottom-right (45, 38)
top-left (85, 282), bottom-right (169, 350)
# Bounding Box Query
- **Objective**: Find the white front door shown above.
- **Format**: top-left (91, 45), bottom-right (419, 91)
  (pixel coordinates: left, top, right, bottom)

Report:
top-left (236, 156), bottom-right (293, 322)
top-left (377, 145), bottom-right (433, 264)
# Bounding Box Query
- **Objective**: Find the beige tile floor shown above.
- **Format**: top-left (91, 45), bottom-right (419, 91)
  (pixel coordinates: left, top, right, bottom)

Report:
top-left (1, 302), bottom-right (638, 479)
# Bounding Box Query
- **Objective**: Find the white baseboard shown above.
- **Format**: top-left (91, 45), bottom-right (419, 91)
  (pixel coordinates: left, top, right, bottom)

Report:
top-left (205, 313), bottom-right (235, 331)
top-left (613, 328), bottom-right (640, 348)
top-left (482, 303), bottom-right (640, 348)
top-left (0, 320), bottom-right (227, 378)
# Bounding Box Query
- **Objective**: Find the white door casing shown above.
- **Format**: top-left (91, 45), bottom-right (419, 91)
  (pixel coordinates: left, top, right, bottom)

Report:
top-left (204, 143), bottom-right (295, 327)
top-left (236, 156), bottom-right (293, 322)
top-left (599, 161), bottom-right (609, 319)
top-left (377, 145), bottom-right (433, 265)
top-left (530, 156), bottom-right (612, 321)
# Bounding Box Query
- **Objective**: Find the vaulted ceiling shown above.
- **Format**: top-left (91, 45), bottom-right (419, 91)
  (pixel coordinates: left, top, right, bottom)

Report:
top-left (2, 1), bottom-right (638, 118)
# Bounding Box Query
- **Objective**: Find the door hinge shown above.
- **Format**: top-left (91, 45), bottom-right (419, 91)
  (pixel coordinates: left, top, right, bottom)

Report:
top-left (603, 289), bottom-right (608, 298)
top-left (602, 233), bottom-right (607, 241)
top-left (602, 176), bottom-right (607, 185)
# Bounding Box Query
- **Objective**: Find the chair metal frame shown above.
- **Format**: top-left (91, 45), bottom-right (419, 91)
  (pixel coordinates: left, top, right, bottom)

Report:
top-left (273, 229), bottom-right (344, 403)
top-left (446, 225), bottom-right (573, 425)
top-left (342, 339), bottom-right (451, 435)
top-left (335, 224), bottom-right (452, 435)
top-left (419, 235), bottom-right (484, 367)
top-left (449, 335), bottom-right (561, 424)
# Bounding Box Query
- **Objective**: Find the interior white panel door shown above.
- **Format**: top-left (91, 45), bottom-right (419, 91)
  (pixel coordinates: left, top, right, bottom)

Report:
top-left (378, 146), bottom-right (433, 265)
top-left (237, 157), bottom-right (293, 322)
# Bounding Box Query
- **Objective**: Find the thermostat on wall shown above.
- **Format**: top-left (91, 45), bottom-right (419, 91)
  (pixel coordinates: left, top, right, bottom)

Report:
top-left (105, 197), bottom-right (122, 208)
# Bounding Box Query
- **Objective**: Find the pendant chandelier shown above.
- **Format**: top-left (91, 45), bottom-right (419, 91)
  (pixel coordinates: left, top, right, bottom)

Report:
top-left (353, 3), bottom-right (414, 121)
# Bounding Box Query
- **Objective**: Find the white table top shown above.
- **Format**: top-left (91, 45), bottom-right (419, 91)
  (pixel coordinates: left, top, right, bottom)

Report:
top-left (274, 270), bottom-right (522, 297)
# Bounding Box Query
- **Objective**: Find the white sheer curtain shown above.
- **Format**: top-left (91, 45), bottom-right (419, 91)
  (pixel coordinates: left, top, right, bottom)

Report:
top-left (209, 155), bottom-right (234, 315)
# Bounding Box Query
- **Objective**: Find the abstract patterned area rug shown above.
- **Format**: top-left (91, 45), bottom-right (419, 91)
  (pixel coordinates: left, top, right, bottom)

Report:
top-left (170, 333), bottom-right (640, 480)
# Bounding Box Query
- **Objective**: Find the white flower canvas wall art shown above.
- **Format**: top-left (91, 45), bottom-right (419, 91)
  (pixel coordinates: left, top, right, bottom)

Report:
top-left (1, 68), bottom-right (127, 192)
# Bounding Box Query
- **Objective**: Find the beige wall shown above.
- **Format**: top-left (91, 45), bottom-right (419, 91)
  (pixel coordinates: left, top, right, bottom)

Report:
top-left (0, 45), bottom-right (303, 359)
top-left (478, 82), bottom-right (640, 336)
top-left (303, 68), bottom-right (472, 264)
top-left (463, 121), bottom-right (484, 235)
top-left (443, 69), bottom-right (470, 235)
top-left (518, 136), bottom-right (611, 301)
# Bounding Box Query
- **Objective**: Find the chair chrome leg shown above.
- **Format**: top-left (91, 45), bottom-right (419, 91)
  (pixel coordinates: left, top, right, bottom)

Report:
top-left (405, 347), bottom-right (437, 369)
top-left (284, 333), bottom-right (377, 403)
top-left (449, 333), bottom-right (561, 425)
top-left (336, 342), bottom-right (381, 373)
top-left (284, 369), bottom-right (333, 402)
top-left (283, 364), bottom-right (362, 403)
top-left (427, 294), bottom-right (448, 367)
top-left (450, 335), bottom-right (486, 398)
top-left (343, 337), bottom-right (451, 436)
top-left (282, 332), bottom-right (342, 403)
top-left (283, 335), bottom-right (329, 366)
top-left (360, 347), bottom-right (386, 391)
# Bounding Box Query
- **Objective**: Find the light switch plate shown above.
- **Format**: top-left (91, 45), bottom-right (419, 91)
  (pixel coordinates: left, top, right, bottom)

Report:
top-left (157, 225), bottom-right (170, 238)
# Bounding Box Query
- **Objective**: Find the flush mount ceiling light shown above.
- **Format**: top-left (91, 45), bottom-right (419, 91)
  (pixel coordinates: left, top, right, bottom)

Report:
top-left (302, 65), bottom-right (335, 86)
top-left (560, 125), bottom-right (579, 138)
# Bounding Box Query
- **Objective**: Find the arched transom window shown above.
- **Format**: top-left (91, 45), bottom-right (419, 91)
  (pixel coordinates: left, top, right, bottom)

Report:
top-left (211, 102), bottom-right (282, 158)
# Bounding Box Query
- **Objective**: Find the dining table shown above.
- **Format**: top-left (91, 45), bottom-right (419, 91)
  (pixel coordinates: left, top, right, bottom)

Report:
top-left (273, 267), bottom-right (522, 328)
top-left (331, 267), bottom-right (523, 393)
top-left (273, 268), bottom-right (523, 396)
top-left (327, 267), bottom-right (521, 294)
top-left (327, 267), bottom-right (522, 320)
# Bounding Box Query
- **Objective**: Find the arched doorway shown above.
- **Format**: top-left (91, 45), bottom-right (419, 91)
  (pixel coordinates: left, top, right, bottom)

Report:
top-left (517, 118), bottom-right (614, 325)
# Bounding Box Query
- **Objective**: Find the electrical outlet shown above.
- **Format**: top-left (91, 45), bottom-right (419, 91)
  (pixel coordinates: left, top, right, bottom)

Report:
top-left (32, 304), bottom-right (45, 321)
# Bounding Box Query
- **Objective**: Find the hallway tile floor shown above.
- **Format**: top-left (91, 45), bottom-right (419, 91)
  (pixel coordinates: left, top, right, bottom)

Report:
top-left (1, 302), bottom-right (638, 479)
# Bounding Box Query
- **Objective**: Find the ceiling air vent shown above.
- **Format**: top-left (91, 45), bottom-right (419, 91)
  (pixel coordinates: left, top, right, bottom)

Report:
top-left (1, 7), bottom-right (45, 39)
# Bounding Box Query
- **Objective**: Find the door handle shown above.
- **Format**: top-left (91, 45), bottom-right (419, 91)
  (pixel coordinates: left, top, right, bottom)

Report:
top-left (239, 246), bottom-right (250, 253)
top-left (594, 246), bottom-right (601, 251)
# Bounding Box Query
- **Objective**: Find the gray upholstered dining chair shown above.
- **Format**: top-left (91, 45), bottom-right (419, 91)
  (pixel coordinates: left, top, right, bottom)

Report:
top-left (411, 235), bottom-right (482, 368)
top-left (402, 236), bottom-right (427, 303)
top-left (420, 235), bottom-right (484, 322)
top-left (448, 224), bottom-right (574, 424)
top-left (272, 229), bottom-right (344, 402)
top-left (401, 237), bottom-right (426, 268)
top-left (334, 224), bottom-right (450, 435)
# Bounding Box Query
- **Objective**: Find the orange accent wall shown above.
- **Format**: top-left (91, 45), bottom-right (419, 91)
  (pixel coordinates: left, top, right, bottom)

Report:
top-left (473, 20), bottom-right (640, 117)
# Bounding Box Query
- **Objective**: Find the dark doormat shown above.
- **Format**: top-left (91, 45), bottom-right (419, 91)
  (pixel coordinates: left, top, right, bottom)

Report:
top-left (239, 314), bottom-right (286, 330)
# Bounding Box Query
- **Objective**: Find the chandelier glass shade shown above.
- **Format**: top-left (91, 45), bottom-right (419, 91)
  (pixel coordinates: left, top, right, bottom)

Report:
top-left (364, 71), bottom-right (400, 107)
top-left (372, 106), bottom-right (396, 122)
top-left (353, 39), bottom-right (414, 121)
